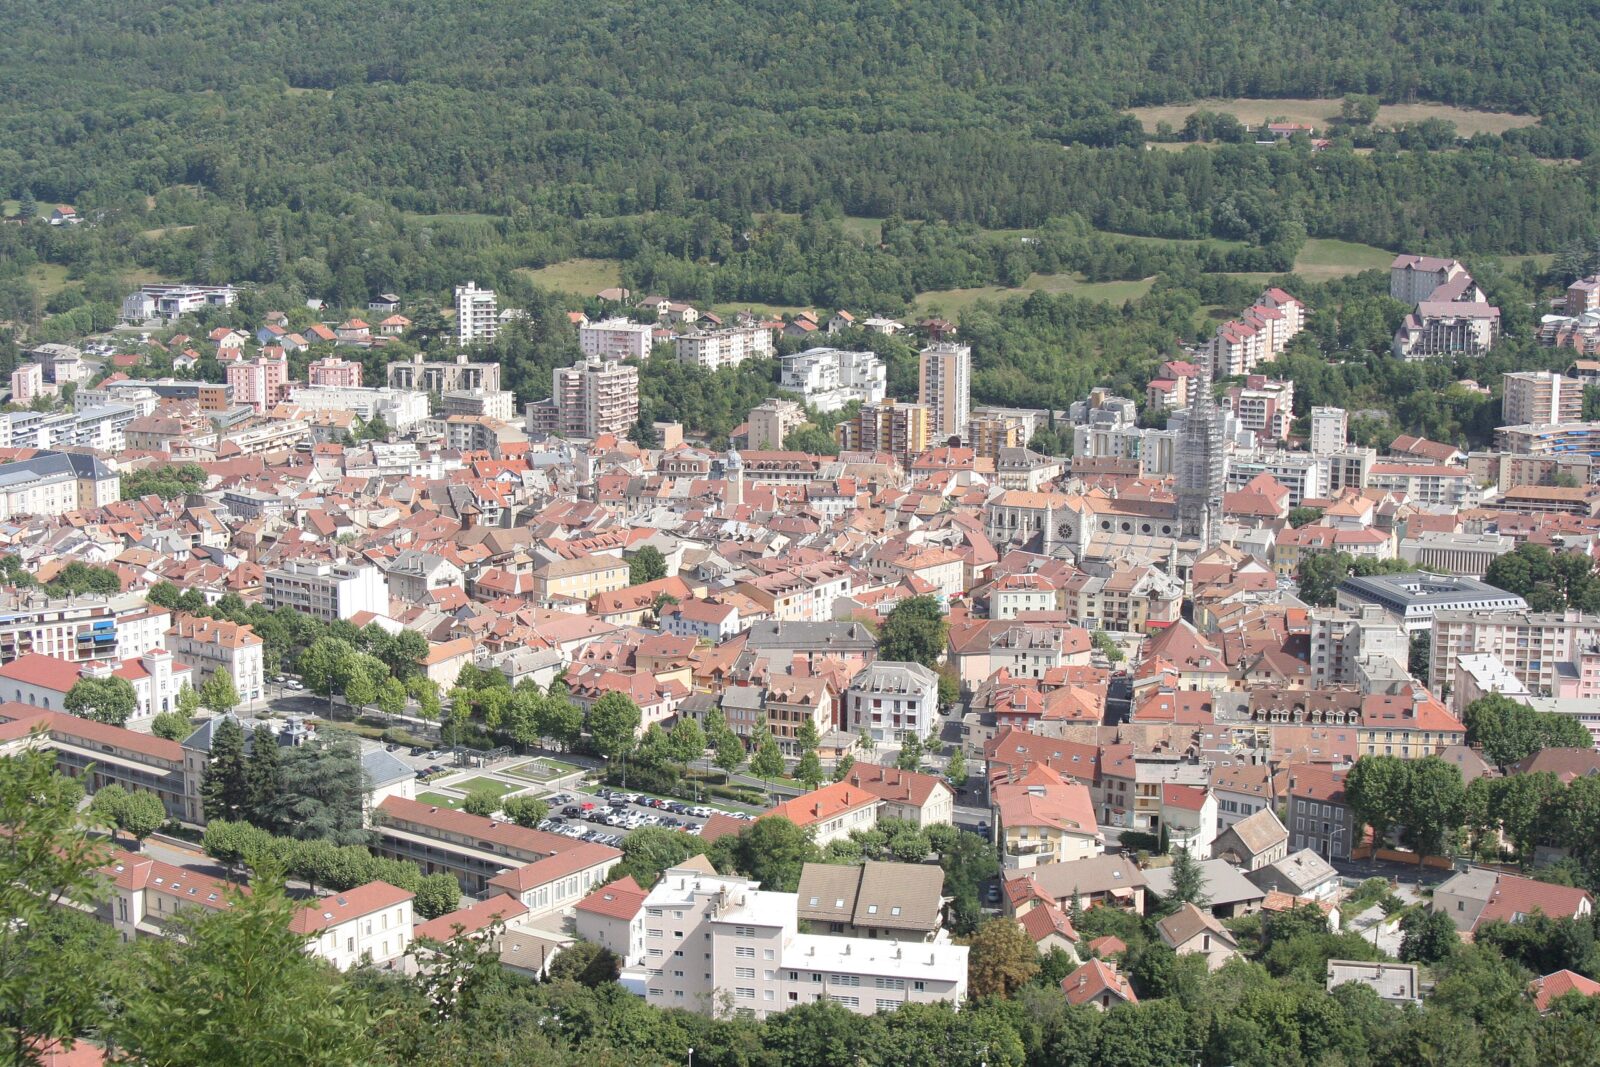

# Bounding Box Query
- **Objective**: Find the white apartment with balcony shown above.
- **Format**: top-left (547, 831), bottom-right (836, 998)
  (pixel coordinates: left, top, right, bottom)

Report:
top-left (580, 318), bottom-right (655, 361)
top-left (455, 282), bottom-right (499, 346)
top-left (620, 864), bottom-right (967, 1018)
top-left (675, 326), bottom-right (772, 371)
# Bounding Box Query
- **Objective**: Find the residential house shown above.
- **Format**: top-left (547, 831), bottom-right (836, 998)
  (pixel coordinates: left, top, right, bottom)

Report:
top-left (1156, 902), bottom-right (1239, 971)
top-left (1210, 807), bottom-right (1289, 872)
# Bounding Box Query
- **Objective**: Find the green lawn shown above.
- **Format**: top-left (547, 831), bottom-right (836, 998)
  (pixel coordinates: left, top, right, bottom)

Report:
top-left (456, 777), bottom-right (518, 798)
top-left (1292, 238), bottom-right (1393, 278)
top-left (520, 257), bottom-right (623, 296)
top-left (911, 272), bottom-right (1155, 315)
top-left (416, 791), bottom-right (462, 809)
top-left (1, 200), bottom-right (17, 218)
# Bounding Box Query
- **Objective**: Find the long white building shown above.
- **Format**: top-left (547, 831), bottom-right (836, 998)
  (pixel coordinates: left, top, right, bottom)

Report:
top-left (619, 864), bottom-right (967, 1018)
top-left (285, 385), bottom-right (431, 431)
top-left (675, 326), bottom-right (772, 371)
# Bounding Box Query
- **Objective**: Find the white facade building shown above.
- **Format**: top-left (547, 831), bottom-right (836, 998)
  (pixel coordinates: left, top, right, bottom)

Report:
top-left (779, 348), bottom-right (887, 413)
top-left (620, 865), bottom-right (967, 1018)
top-left (845, 661), bottom-right (940, 743)
top-left (675, 327), bottom-right (773, 371)
top-left (580, 318), bottom-right (655, 362)
top-left (455, 282), bottom-right (499, 346)
top-left (263, 561), bottom-right (389, 622)
top-left (286, 385), bottom-right (432, 431)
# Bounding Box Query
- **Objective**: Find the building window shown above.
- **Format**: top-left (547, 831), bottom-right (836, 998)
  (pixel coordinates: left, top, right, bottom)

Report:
top-left (736, 947), bottom-right (755, 958)
top-left (736, 988), bottom-right (755, 1000)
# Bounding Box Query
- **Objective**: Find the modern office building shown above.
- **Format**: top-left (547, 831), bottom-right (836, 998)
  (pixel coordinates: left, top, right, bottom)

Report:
top-left (1334, 572), bottom-right (1526, 635)
top-left (779, 348), bottom-right (887, 412)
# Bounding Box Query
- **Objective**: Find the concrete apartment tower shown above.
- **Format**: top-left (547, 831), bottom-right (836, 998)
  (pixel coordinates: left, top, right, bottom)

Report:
top-left (918, 342), bottom-right (971, 442)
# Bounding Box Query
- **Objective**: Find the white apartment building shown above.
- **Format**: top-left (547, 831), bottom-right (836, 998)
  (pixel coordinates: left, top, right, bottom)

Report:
top-left (1310, 407), bottom-right (1348, 455)
top-left (845, 661), bottom-right (940, 743)
top-left (120, 283), bottom-right (238, 322)
top-left (1431, 608), bottom-right (1600, 708)
top-left (455, 282), bottom-right (499, 346)
top-left (263, 561), bottom-right (389, 622)
top-left (779, 348), bottom-right (887, 413)
top-left (552, 356), bottom-right (640, 438)
top-left (441, 388), bottom-right (517, 422)
top-left (675, 326), bottom-right (773, 371)
top-left (620, 865), bottom-right (967, 1019)
top-left (291, 882), bottom-right (415, 971)
top-left (286, 385), bottom-right (431, 431)
top-left (0, 591), bottom-right (166, 666)
top-left (1502, 371), bottom-right (1582, 427)
top-left (580, 318), bottom-right (655, 362)
top-left (0, 647), bottom-right (192, 719)
top-left (167, 615), bottom-right (266, 707)
top-left (918, 342), bottom-right (971, 441)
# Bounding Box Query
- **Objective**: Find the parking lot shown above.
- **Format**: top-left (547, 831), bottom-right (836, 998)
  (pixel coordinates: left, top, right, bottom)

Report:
top-left (535, 787), bottom-right (754, 848)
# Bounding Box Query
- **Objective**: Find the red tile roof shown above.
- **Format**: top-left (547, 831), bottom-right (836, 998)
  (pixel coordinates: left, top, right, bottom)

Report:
top-left (766, 782), bottom-right (882, 829)
top-left (290, 881), bottom-right (414, 934)
top-left (1530, 969), bottom-right (1600, 1013)
top-left (1062, 958), bottom-right (1137, 1007)
top-left (575, 876), bottom-right (648, 921)
top-left (414, 893), bottom-right (527, 942)
top-left (485, 841), bottom-right (621, 894)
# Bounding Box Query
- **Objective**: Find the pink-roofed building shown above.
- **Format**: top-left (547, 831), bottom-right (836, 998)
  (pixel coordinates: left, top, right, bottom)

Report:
top-left (1062, 957), bottom-right (1138, 1011)
top-left (1530, 969), bottom-right (1600, 1013)
top-left (414, 892), bottom-right (527, 944)
top-left (992, 763), bottom-right (1103, 869)
top-left (99, 848), bottom-right (240, 941)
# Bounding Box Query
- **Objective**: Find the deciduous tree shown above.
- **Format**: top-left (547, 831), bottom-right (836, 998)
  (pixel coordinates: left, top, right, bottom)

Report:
top-left (63, 675), bottom-right (137, 726)
top-left (963, 917), bottom-right (1040, 999)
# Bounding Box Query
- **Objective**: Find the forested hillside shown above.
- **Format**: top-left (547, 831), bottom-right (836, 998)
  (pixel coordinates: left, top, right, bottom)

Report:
top-left (1, 0), bottom-right (1598, 240)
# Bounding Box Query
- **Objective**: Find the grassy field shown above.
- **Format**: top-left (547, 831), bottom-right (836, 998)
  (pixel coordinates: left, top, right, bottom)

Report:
top-left (1, 200), bottom-right (16, 218)
top-left (416, 791), bottom-right (462, 809)
top-left (1292, 238), bottom-right (1393, 278)
top-left (1126, 97), bottom-right (1536, 137)
top-left (520, 257), bottom-right (623, 296)
top-left (911, 272), bottom-right (1155, 315)
top-left (27, 264), bottom-right (72, 296)
top-left (140, 224), bottom-right (195, 240)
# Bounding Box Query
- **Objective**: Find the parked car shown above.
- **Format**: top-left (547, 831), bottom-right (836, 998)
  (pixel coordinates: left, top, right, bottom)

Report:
top-left (562, 805), bottom-right (582, 817)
